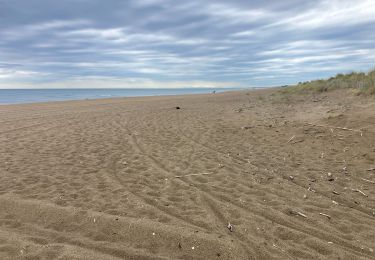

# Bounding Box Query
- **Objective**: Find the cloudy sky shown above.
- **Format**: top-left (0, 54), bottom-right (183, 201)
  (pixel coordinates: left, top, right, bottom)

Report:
top-left (1, 0), bottom-right (375, 89)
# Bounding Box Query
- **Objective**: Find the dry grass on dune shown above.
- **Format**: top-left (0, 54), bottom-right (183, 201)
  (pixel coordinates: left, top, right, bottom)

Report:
top-left (280, 69), bottom-right (375, 96)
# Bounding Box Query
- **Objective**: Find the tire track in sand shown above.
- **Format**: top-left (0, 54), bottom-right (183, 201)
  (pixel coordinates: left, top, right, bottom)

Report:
top-left (144, 110), bottom-right (373, 258)
top-left (103, 117), bottom-right (210, 231)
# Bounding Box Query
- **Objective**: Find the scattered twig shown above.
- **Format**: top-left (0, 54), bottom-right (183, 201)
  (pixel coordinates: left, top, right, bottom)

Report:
top-left (361, 178), bottom-right (375, 184)
top-left (307, 123), bottom-right (363, 136)
top-left (367, 167), bottom-right (375, 171)
top-left (352, 189), bottom-right (368, 197)
top-left (289, 210), bottom-right (307, 218)
top-left (332, 191), bottom-right (340, 195)
top-left (175, 172), bottom-right (214, 178)
top-left (272, 244), bottom-right (286, 253)
top-left (319, 213), bottom-right (331, 220)
top-left (287, 135), bottom-right (295, 143)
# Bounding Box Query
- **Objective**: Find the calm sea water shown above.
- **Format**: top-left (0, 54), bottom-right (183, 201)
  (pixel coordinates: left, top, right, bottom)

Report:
top-left (0, 88), bottom-right (239, 105)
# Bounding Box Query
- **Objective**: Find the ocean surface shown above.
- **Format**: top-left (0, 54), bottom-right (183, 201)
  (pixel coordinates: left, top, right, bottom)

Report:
top-left (0, 88), bottom-right (240, 105)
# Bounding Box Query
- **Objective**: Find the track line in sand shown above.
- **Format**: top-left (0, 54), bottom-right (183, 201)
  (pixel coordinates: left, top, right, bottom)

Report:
top-left (174, 109), bottom-right (375, 221)
top-left (202, 187), bottom-right (373, 258)
top-left (200, 194), bottom-right (275, 260)
top-left (122, 111), bottom-right (373, 258)
top-left (0, 111), bottom-right (105, 142)
top-left (148, 113), bottom-right (208, 173)
top-left (279, 175), bottom-right (375, 218)
top-left (101, 119), bottom-right (211, 230)
top-left (120, 119), bottom-right (273, 257)
top-left (0, 195), bottom-right (244, 260)
top-left (110, 164), bottom-right (209, 230)
top-left (0, 225), bottom-right (168, 260)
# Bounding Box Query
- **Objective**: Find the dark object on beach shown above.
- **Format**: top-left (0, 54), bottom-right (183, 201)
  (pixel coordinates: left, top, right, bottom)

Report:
top-left (178, 242), bottom-right (182, 249)
top-left (227, 222), bottom-right (233, 232)
top-left (175, 106), bottom-right (181, 109)
top-left (327, 172), bottom-right (334, 181)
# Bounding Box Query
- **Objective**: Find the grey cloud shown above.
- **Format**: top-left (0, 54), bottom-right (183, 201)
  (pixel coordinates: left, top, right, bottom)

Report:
top-left (0, 0), bottom-right (374, 88)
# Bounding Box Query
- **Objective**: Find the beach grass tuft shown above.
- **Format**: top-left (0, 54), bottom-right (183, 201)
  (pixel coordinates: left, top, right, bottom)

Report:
top-left (280, 69), bottom-right (375, 96)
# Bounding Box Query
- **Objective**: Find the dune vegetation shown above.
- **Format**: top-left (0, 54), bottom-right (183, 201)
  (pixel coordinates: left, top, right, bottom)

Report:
top-left (281, 69), bottom-right (375, 95)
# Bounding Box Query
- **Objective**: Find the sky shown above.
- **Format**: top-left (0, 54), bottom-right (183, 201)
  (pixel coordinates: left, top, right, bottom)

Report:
top-left (0, 0), bottom-right (375, 89)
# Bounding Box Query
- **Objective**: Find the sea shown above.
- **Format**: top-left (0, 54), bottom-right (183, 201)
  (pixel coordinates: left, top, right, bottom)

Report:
top-left (0, 88), bottom-right (240, 105)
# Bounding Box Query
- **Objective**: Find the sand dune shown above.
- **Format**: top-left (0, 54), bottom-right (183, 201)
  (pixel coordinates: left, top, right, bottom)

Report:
top-left (0, 89), bottom-right (374, 259)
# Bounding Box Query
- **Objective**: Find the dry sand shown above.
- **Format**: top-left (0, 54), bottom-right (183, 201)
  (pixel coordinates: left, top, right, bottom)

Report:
top-left (0, 88), bottom-right (374, 259)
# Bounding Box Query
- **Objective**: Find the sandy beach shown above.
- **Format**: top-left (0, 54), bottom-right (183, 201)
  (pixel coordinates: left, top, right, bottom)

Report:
top-left (0, 88), bottom-right (374, 259)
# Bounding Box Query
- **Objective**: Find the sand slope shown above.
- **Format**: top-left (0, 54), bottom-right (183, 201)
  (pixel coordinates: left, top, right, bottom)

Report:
top-left (0, 89), bottom-right (374, 259)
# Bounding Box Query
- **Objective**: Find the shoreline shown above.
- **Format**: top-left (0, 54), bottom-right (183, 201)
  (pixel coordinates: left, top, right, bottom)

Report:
top-left (0, 87), bottom-right (254, 106)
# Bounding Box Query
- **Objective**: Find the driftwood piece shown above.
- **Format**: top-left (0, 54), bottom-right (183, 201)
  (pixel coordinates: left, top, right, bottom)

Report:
top-left (308, 186), bottom-right (316, 193)
top-left (175, 172), bottom-right (214, 178)
top-left (319, 213), bottom-right (332, 220)
top-left (352, 189), bottom-right (368, 197)
top-left (289, 210), bottom-right (307, 218)
top-left (361, 178), bottom-right (375, 184)
top-left (287, 135), bottom-right (295, 143)
top-left (291, 139), bottom-right (304, 144)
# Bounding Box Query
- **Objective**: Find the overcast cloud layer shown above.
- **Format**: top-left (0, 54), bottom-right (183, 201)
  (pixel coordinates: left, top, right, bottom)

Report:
top-left (1, 0), bottom-right (375, 88)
